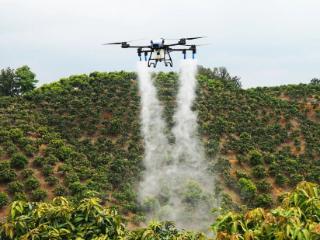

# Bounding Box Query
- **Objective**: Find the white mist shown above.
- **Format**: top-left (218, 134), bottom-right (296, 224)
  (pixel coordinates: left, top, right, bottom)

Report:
top-left (137, 60), bottom-right (216, 232)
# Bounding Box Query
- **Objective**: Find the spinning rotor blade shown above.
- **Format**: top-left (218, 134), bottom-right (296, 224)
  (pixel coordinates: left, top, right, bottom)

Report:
top-left (103, 42), bottom-right (124, 45)
top-left (166, 36), bottom-right (207, 41)
top-left (185, 43), bottom-right (211, 46)
top-left (102, 38), bottom-right (146, 45)
top-left (185, 36), bottom-right (206, 40)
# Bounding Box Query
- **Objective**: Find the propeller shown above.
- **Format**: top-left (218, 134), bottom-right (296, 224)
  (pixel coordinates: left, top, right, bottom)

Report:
top-left (185, 43), bottom-right (211, 46)
top-left (184, 36), bottom-right (207, 40)
top-left (166, 36), bottom-right (207, 41)
top-left (103, 42), bottom-right (124, 45)
top-left (102, 38), bottom-right (146, 45)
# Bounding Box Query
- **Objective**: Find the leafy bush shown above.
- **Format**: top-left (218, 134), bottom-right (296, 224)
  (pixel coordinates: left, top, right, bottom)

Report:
top-left (0, 162), bottom-right (16, 183)
top-left (24, 177), bottom-right (40, 191)
top-left (0, 192), bottom-right (8, 208)
top-left (20, 168), bottom-right (34, 179)
top-left (0, 197), bottom-right (126, 239)
top-left (213, 182), bottom-right (320, 239)
top-left (256, 180), bottom-right (272, 193)
top-left (255, 193), bottom-right (273, 208)
top-left (248, 150), bottom-right (263, 166)
top-left (182, 181), bottom-right (203, 207)
top-left (10, 153), bottom-right (28, 169)
top-left (252, 165), bottom-right (266, 179)
top-left (45, 176), bottom-right (58, 186)
top-left (275, 174), bottom-right (289, 186)
top-left (30, 189), bottom-right (47, 201)
top-left (7, 181), bottom-right (23, 194)
top-left (33, 156), bottom-right (45, 168)
top-left (238, 178), bottom-right (257, 201)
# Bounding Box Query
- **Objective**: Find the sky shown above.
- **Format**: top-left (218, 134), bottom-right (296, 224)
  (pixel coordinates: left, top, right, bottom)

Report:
top-left (1, 0), bottom-right (320, 88)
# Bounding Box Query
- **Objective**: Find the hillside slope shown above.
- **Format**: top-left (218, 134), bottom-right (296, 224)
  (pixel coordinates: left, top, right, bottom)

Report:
top-left (0, 70), bottom-right (319, 219)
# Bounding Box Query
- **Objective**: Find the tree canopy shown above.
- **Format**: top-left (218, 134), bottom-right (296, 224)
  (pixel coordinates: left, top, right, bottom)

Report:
top-left (0, 66), bottom-right (37, 96)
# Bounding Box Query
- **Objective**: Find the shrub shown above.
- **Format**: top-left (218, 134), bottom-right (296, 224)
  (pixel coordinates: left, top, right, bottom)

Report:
top-left (255, 193), bottom-right (273, 208)
top-left (45, 176), bottom-right (58, 186)
top-left (252, 165), bottom-right (266, 179)
top-left (42, 164), bottom-right (53, 177)
top-left (0, 192), bottom-right (9, 208)
top-left (24, 144), bottom-right (37, 157)
top-left (239, 178), bottom-right (257, 201)
top-left (249, 150), bottom-right (263, 166)
top-left (33, 156), bottom-right (45, 168)
top-left (21, 168), bottom-right (34, 179)
top-left (0, 197), bottom-right (126, 239)
top-left (275, 174), bottom-right (288, 186)
top-left (235, 170), bottom-right (249, 179)
top-left (0, 171), bottom-right (16, 183)
top-left (182, 181), bottom-right (203, 207)
top-left (68, 181), bottom-right (86, 195)
top-left (7, 181), bottom-right (23, 194)
top-left (54, 185), bottom-right (68, 196)
top-left (45, 154), bottom-right (58, 165)
top-left (264, 154), bottom-right (275, 164)
top-left (30, 189), bottom-right (47, 201)
top-left (10, 153), bottom-right (28, 169)
top-left (257, 180), bottom-right (272, 193)
top-left (289, 174), bottom-right (304, 187)
top-left (213, 182), bottom-right (320, 239)
top-left (13, 192), bottom-right (27, 201)
top-left (24, 177), bottom-right (40, 191)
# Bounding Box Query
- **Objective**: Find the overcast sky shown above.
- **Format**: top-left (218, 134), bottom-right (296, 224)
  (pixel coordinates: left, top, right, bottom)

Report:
top-left (1, 0), bottom-right (320, 88)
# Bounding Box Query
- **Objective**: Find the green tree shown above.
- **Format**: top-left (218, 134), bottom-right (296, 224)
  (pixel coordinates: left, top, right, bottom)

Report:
top-left (0, 68), bottom-right (18, 96)
top-left (0, 66), bottom-right (37, 97)
top-left (310, 78), bottom-right (320, 85)
top-left (15, 65), bottom-right (38, 93)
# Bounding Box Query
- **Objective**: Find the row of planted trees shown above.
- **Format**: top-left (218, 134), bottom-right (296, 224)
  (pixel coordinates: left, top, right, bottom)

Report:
top-left (0, 66), bottom-right (319, 222)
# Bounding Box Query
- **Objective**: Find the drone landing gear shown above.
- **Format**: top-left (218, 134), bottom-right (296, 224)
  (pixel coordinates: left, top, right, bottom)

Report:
top-left (164, 61), bottom-right (173, 67)
top-left (148, 61), bottom-right (157, 68)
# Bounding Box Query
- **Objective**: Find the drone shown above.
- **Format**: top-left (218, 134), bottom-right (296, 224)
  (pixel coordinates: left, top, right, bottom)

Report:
top-left (103, 37), bottom-right (206, 67)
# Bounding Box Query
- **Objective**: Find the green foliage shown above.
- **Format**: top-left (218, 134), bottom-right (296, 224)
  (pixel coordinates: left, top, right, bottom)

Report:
top-left (182, 181), bottom-right (204, 207)
top-left (213, 182), bottom-right (320, 240)
top-left (0, 197), bottom-right (126, 239)
top-left (10, 153), bottom-right (28, 169)
top-left (0, 68), bottom-right (17, 96)
top-left (7, 181), bottom-right (23, 195)
top-left (0, 192), bottom-right (8, 208)
top-left (248, 149), bottom-right (263, 166)
top-left (252, 165), bottom-right (266, 179)
top-left (256, 180), bottom-right (272, 193)
top-left (0, 68), bottom-right (319, 221)
top-left (30, 189), bottom-right (47, 201)
top-left (255, 193), bottom-right (273, 208)
top-left (15, 65), bottom-right (38, 93)
top-left (0, 66), bottom-right (37, 96)
top-left (310, 78), bottom-right (320, 85)
top-left (0, 162), bottom-right (16, 183)
top-left (275, 173), bottom-right (289, 186)
top-left (24, 177), bottom-right (40, 191)
top-left (238, 178), bottom-right (257, 201)
top-left (128, 221), bottom-right (207, 240)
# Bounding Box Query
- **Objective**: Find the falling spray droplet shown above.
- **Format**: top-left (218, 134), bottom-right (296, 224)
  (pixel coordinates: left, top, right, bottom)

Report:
top-left (137, 60), bottom-right (217, 232)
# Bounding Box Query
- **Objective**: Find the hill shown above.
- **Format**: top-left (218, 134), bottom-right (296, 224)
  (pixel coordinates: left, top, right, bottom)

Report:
top-left (0, 68), bottom-right (319, 222)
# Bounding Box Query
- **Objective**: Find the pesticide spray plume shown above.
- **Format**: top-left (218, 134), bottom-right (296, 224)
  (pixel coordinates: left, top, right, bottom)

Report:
top-left (137, 60), bottom-right (217, 232)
